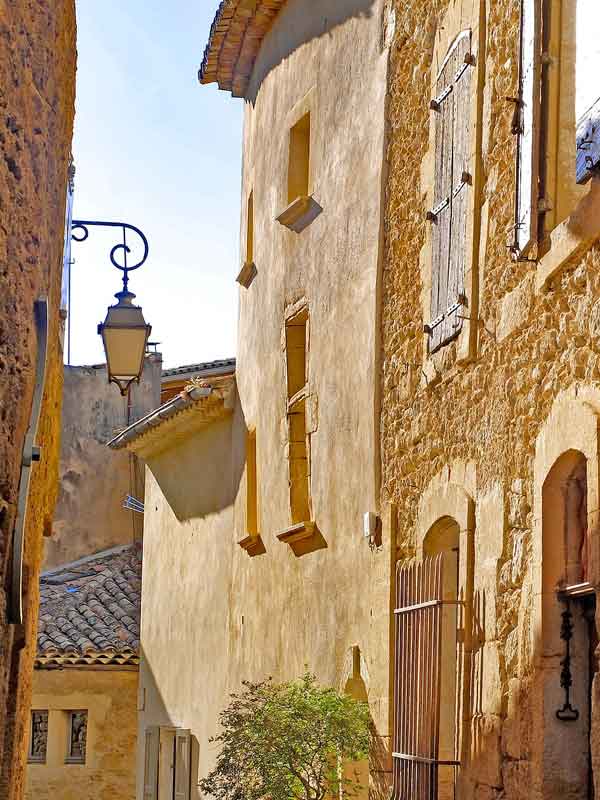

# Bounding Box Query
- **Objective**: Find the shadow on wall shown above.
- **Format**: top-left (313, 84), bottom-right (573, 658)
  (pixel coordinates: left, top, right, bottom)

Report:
top-left (144, 394), bottom-right (246, 523)
top-left (246, 0), bottom-right (378, 105)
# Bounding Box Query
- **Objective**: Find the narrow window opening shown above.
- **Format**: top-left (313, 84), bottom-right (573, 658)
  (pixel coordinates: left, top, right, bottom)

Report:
top-left (288, 113), bottom-right (310, 204)
top-left (246, 430), bottom-right (258, 536)
top-left (246, 191), bottom-right (254, 265)
top-left (285, 310), bottom-right (310, 524)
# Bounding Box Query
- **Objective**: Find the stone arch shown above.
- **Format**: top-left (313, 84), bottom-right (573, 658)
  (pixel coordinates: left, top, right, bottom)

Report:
top-left (531, 387), bottom-right (600, 800)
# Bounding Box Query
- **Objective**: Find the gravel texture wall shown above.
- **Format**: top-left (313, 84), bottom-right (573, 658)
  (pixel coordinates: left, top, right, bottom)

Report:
top-left (382, 0), bottom-right (600, 797)
top-left (0, 1), bottom-right (76, 796)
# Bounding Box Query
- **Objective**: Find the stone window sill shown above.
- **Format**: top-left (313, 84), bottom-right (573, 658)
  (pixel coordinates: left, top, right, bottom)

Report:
top-left (238, 534), bottom-right (265, 557)
top-left (537, 177), bottom-right (600, 291)
top-left (276, 521), bottom-right (325, 557)
top-left (236, 261), bottom-right (257, 289)
top-left (276, 195), bottom-right (322, 233)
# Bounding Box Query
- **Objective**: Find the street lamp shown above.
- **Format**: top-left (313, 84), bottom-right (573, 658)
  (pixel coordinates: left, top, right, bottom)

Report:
top-left (98, 288), bottom-right (151, 395)
top-left (71, 219), bottom-right (152, 395)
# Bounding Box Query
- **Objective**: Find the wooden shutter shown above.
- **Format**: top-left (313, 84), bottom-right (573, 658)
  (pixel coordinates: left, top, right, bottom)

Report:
top-left (174, 730), bottom-right (191, 800)
top-left (158, 727), bottom-right (176, 800)
top-left (514, 0), bottom-right (541, 255)
top-left (143, 726), bottom-right (160, 800)
top-left (428, 32), bottom-right (473, 352)
top-left (392, 556), bottom-right (461, 800)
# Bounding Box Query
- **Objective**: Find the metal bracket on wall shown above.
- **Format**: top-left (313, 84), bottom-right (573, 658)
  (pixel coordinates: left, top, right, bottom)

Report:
top-left (9, 297), bottom-right (49, 625)
top-left (556, 595), bottom-right (580, 722)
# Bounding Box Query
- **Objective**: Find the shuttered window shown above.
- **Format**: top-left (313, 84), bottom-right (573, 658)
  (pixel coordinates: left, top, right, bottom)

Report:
top-left (514, 0), bottom-right (541, 256)
top-left (174, 730), bottom-right (191, 800)
top-left (427, 31), bottom-right (474, 353)
top-left (143, 727), bottom-right (160, 800)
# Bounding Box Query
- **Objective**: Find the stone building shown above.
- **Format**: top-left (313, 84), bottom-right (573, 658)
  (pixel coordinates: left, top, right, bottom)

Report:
top-left (381, 0), bottom-right (600, 798)
top-left (45, 357), bottom-right (162, 570)
top-left (0, 2), bottom-right (76, 797)
top-left (108, 1), bottom-right (391, 797)
top-left (25, 544), bottom-right (141, 800)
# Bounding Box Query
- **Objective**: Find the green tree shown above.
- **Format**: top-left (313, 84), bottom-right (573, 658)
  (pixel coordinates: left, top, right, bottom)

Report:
top-left (199, 672), bottom-right (371, 800)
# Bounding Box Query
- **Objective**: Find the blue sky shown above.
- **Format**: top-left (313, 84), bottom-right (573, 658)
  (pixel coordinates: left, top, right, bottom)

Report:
top-left (70, 1), bottom-right (242, 369)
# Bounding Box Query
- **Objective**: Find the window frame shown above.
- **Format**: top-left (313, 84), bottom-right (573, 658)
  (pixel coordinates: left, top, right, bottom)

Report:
top-left (419, 9), bottom-right (484, 375)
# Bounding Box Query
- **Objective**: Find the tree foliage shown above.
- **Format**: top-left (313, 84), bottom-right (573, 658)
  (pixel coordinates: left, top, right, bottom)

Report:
top-left (199, 672), bottom-right (371, 800)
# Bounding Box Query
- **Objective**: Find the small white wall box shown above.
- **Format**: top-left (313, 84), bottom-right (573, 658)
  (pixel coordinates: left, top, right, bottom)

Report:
top-left (363, 511), bottom-right (378, 539)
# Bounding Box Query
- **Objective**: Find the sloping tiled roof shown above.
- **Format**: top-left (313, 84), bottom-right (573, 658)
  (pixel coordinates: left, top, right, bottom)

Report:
top-left (162, 358), bottom-right (235, 379)
top-left (198, 0), bottom-right (287, 97)
top-left (36, 544), bottom-right (141, 668)
top-left (107, 375), bottom-right (236, 456)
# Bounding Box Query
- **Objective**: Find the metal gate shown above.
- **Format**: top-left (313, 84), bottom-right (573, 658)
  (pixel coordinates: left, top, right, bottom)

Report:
top-left (392, 555), bottom-right (461, 800)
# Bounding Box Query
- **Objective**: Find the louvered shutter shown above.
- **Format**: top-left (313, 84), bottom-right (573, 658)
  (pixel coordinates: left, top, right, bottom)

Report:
top-left (143, 727), bottom-right (160, 800)
top-left (174, 730), bottom-right (191, 800)
top-left (428, 32), bottom-right (474, 352)
top-left (514, 0), bottom-right (541, 255)
top-left (158, 727), bottom-right (176, 800)
top-left (392, 555), bottom-right (461, 800)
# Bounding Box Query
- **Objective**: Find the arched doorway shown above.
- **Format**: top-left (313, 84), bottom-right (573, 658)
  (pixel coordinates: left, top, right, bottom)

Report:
top-left (542, 450), bottom-right (597, 800)
top-left (424, 517), bottom-right (461, 800)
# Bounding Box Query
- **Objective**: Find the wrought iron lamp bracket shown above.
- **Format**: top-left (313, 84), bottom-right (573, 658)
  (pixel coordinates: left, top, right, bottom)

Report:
top-left (71, 219), bottom-right (149, 291)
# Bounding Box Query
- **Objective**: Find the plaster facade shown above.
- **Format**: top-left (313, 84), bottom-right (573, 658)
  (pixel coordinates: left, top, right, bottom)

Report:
top-left (0, 1), bottom-right (76, 797)
top-left (381, 0), bottom-right (600, 797)
top-left (25, 668), bottom-right (138, 800)
top-left (121, 2), bottom-right (392, 797)
top-left (44, 357), bottom-right (162, 570)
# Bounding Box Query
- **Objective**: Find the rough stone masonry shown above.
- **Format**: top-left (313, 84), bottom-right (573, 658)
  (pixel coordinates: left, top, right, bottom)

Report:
top-left (0, 2), bottom-right (76, 797)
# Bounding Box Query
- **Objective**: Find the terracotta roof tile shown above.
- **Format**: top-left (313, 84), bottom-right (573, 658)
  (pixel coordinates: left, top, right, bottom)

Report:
top-left (35, 544), bottom-right (141, 667)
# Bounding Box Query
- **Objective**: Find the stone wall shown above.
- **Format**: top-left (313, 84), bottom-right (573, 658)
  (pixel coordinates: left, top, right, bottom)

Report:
top-left (43, 356), bottom-right (162, 570)
top-left (381, 0), bottom-right (600, 797)
top-left (25, 668), bottom-right (138, 800)
top-left (0, 2), bottom-right (76, 797)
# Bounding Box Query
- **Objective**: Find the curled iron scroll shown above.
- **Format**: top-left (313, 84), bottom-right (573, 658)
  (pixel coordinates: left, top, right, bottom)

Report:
top-left (71, 220), bottom-right (149, 288)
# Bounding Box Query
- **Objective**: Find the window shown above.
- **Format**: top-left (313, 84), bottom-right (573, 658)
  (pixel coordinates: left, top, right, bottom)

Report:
top-left (575, 0), bottom-right (600, 183)
top-left (246, 191), bottom-right (254, 265)
top-left (520, 0), bottom-right (600, 257)
top-left (66, 710), bottom-right (87, 764)
top-left (426, 32), bottom-right (474, 352)
top-left (285, 310), bottom-right (310, 524)
top-left (288, 113), bottom-right (310, 203)
top-left (246, 430), bottom-right (258, 537)
top-left (28, 710), bottom-right (48, 764)
top-left (144, 726), bottom-right (190, 800)
top-left (237, 190), bottom-right (257, 288)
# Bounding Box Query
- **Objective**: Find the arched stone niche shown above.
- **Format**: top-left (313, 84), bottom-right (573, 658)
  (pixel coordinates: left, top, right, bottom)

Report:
top-left (531, 386), bottom-right (600, 800)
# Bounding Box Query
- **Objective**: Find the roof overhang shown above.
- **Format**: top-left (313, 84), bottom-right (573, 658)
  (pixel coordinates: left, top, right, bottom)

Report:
top-left (107, 375), bottom-right (236, 459)
top-left (198, 0), bottom-right (287, 97)
top-left (35, 650), bottom-right (139, 669)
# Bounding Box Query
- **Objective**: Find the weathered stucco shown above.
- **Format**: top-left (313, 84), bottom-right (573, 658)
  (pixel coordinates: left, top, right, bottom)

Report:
top-left (381, 0), bottom-right (600, 797)
top-left (0, 2), bottom-right (76, 797)
top-left (135, 1), bottom-right (391, 796)
top-left (25, 668), bottom-right (138, 800)
top-left (44, 357), bottom-right (162, 570)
